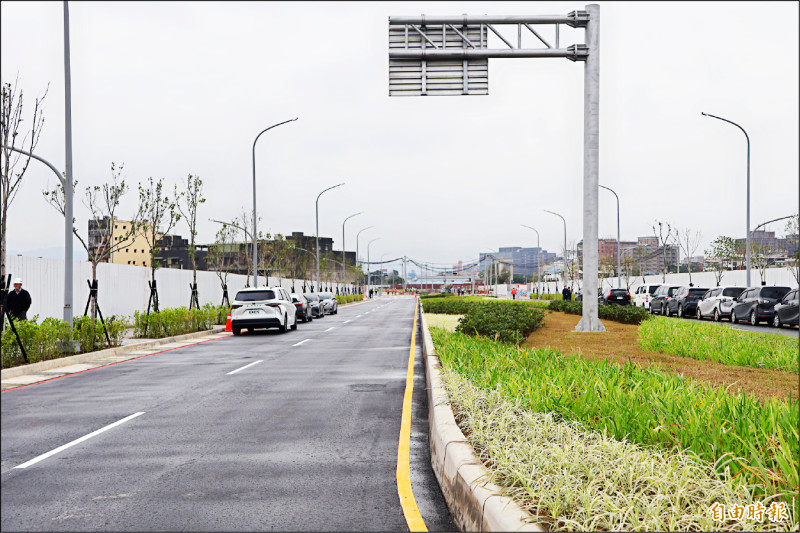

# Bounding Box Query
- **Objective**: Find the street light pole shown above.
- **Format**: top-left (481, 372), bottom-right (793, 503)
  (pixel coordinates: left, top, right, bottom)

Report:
top-left (521, 225), bottom-right (541, 296)
top-left (342, 211), bottom-right (362, 288)
top-left (544, 210), bottom-right (567, 291)
top-left (367, 237), bottom-right (380, 292)
top-left (62, 0), bottom-right (74, 327)
top-left (599, 185), bottom-right (620, 288)
top-left (356, 226), bottom-right (374, 291)
top-left (252, 117), bottom-right (298, 287)
top-left (316, 182), bottom-right (345, 292)
top-left (701, 111), bottom-right (751, 286)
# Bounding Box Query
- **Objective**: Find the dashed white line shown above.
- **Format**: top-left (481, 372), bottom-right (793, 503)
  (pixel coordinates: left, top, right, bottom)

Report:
top-left (325, 327), bottom-right (336, 332)
top-left (343, 320), bottom-right (351, 324)
top-left (227, 360), bottom-right (263, 375)
top-left (15, 412), bottom-right (146, 469)
top-left (356, 315), bottom-right (362, 318)
top-left (293, 339), bottom-right (311, 347)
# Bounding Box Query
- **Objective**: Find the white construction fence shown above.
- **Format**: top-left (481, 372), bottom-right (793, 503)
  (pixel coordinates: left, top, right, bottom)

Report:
top-left (5, 255), bottom-right (353, 321)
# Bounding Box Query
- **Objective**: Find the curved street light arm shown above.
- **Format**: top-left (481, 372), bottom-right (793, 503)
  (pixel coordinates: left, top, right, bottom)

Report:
top-left (251, 117), bottom-right (298, 287)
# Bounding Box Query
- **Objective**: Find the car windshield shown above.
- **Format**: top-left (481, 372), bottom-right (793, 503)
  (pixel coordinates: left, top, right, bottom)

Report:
top-left (235, 290), bottom-right (275, 301)
top-left (609, 289), bottom-right (628, 295)
top-left (722, 287), bottom-right (745, 297)
top-left (319, 293), bottom-right (332, 299)
top-left (762, 287), bottom-right (790, 300)
top-left (688, 289), bottom-right (708, 296)
top-left (648, 286), bottom-right (660, 294)
top-left (303, 294), bottom-right (318, 301)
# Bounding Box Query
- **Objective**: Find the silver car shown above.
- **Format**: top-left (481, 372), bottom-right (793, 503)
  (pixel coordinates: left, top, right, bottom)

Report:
top-left (230, 287), bottom-right (297, 335)
top-left (695, 286), bottom-right (745, 322)
top-left (318, 292), bottom-right (338, 315)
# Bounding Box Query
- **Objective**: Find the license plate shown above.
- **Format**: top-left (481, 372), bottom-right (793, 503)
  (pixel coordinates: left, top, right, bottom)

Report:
top-left (615, 297), bottom-right (622, 300)
top-left (248, 310), bottom-right (260, 315)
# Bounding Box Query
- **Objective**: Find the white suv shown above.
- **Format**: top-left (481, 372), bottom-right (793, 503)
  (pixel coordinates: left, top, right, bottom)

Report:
top-left (632, 284), bottom-right (661, 310)
top-left (230, 287), bottom-right (297, 335)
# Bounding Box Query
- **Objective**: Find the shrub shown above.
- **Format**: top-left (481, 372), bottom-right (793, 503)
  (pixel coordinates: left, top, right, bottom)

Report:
top-left (639, 316), bottom-right (798, 371)
top-left (539, 293), bottom-right (563, 301)
top-left (335, 294), bottom-right (362, 304)
top-left (1, 315), bottom-right (126, 369)
top-left (132, 304), bottom-right (228, 338)
top-left (421, 298), bottom-right (475, 315)
top-left (455, 302), bottom-right (545, 345)
top-left (549, 300), bottom-right (651, 325)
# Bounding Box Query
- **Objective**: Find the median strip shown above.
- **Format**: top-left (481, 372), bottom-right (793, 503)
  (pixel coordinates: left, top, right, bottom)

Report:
top-left (15, 412), bottom-right (146, 469)
top-left (226, 360), bottom-right (263, 375)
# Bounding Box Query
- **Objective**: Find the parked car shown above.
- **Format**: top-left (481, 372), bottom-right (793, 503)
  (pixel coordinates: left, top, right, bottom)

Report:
top-left (230, 287), bottom-right (297, 335)
top-left (632, 284), bottom-right (661, 310)
top-left (318, 292), bottom-right (338, 315)
top-left (695, 286), bottom-right (745, 322)
top-left (730, 286), bottom-right (792, 325)
top-left (666, 286), bottom-right (708, 318)
top-left (291, 293), bottom-right (313, 323)
top-left (575, 289), bottom-right (603, 303)
top-left (303, 293), bottom-right (324, 318)
top-left (602, 288), bottom-right (631, 305)
top-left (649, 285), bottom-right (681, 315)
top-left (771, 288), bottom-right (799, 328)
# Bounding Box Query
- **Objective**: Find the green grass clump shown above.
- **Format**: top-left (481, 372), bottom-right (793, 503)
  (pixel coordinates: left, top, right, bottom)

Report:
top-left (638, 317), bottom-right (799, 372)
top-left (133, 304), bottom-right (228, 338)
top-left (443, 369), bottom-right (796, 531)
top-left (549, 299), bottom-right (652, 325)
top-left (455, 302), bottom-right (545, 345)
top-left (431, 328), bottom-right (799, 512)
top-left (335, 294), bottom-right (362, 304)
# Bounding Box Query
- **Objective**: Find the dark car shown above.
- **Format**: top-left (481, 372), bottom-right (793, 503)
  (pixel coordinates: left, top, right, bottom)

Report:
top-left (666, 286), bottom-right (708, 318)
top-left (730, 286), bottom-right (792, 326)
top-left (772, 288), bottom-right (799, 328)
top-left (291, 293), bottom-right (313, 323)
top-left (303, 293), bottom-right (324, 318)
top-left (602, 288), bottom-right (631, 305)
top-left (649, 285), bottom-right (681, 316)
top-left (318, 292), bottom-right (338, 315)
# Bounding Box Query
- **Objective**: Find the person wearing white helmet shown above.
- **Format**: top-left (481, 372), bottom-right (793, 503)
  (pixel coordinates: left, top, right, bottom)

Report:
top-left (5, 278), bottom-right (31, 320)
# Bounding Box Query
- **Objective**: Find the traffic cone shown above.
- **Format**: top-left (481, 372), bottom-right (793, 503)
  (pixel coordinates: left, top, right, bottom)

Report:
top-left (225, 313), bottom-right (232, 332)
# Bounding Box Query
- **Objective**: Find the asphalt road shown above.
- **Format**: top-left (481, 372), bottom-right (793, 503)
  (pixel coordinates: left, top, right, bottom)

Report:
top-left (1, 296), bottom-right (455, 532)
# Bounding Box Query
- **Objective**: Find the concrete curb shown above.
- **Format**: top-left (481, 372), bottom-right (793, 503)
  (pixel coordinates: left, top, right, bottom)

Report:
top-left (419, 303), bottom-right (544, 532)
top-left (1, 326), bottom-right (225, 380)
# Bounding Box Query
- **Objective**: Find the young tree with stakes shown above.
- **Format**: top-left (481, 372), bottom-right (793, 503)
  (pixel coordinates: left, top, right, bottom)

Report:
top-left (43, 162), bottom-right (142, 319)
top-left (207, 223), bottom-right (236, 307)
top-left (782, 214), bottom-right (799, 285)
top-left (137, 176), bottom-right (180, 313)
top-left (175, 174), bottom-right (205, 308)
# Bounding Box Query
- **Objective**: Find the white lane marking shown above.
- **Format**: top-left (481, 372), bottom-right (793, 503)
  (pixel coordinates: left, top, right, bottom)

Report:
top-left (15, 412), bottom-right (145, 469)
top-left (343, 320), bottom-right (351, 324)
top-left (293, 339), bottom-right (310, 347)
top-left (226, 360), bottom-right (263, 375)
top-left (356, 315), bottom-right (362, 318)
top-left (325, 327), bottom-right (336, 332)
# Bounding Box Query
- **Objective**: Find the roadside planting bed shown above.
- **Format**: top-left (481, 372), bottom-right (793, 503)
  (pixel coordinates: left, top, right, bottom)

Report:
top-left (431, 328), bottom-right (798, 531)
top-left (639, 317), bottom-right (798, 371)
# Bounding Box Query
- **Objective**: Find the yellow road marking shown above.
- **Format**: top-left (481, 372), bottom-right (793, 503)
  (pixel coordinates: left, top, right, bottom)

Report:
top-left (397, 301), bottom-right (427, 532)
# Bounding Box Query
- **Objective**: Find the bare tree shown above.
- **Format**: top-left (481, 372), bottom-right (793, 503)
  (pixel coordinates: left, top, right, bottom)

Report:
top-left (1, 76), bottom-right (48, 281)
top-left (651, 221), bottom-right (676, 282)
top-left (137, 177), bottom-right (180, 283)
top-left (633, 244), bottom-right (649, 284)
top-left (43, 162), bottom-right (142, 318)
top-left (174, 174), bottom-right (205, 306)
top-left (677, 227), bottom-right (702, 286)
top-left (783, 214), bottom-right (799, 284)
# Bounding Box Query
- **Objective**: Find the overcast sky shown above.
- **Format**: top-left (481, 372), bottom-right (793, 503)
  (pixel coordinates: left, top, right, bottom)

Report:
top-left (2, 1), bottom-right (798, 273)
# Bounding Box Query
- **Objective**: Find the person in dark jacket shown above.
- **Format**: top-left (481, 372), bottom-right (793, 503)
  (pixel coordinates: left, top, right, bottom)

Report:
top-left (562, 285), bottom-right (571, 301)
top-left (6, 278), bottom-right (32, 320)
